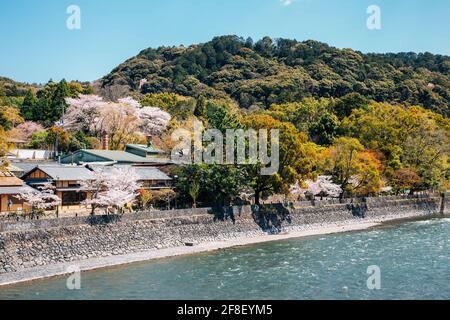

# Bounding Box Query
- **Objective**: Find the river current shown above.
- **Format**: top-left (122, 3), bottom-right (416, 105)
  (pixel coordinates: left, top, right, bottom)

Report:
top-left (1, 217), bottom-right (449, 300)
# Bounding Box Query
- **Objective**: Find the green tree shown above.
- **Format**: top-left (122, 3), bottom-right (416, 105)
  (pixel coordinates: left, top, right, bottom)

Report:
top-left (141, 92), bottom-right (195, 119)
top-left (333, 92), bottom-right (368, 120)
top-left (309, 113), bottom-right (340, 145)
top-left (30, 131), bottom-right (49, 149)
top-left (343, 103), bottom-right (449, 190)
top-left (242, 114), bottom-right (312, 204)
top-left (174, 164), bottom-right (247, 207)
top-left (99, 36), bottom-right (450, 116)
top-left (194, 95), bottom-right (207, 118)
top-left (321, 137), bottom-right (382, 198)
top-left (188, 181), bottom-right (200, 208)
top-left (205, 99), bottom-right (242, 132)
top-left (20, 90), bottom-right (37, 121)
top-left (29, 80), bottom-right (72, 126)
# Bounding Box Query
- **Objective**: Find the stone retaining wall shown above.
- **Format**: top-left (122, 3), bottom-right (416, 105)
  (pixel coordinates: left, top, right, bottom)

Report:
top-left (0, 195), bottom-right (446, 274)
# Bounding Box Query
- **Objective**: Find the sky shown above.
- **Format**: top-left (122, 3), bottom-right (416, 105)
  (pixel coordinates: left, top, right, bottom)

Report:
top-left (0, 0), bottom-right (448, 84)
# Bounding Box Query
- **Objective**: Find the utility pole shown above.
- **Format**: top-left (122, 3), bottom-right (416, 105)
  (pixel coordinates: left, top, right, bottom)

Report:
top-left (55, 130), bottom-right (59, 159)
top-left (55, 103), bottom-right (65, 161)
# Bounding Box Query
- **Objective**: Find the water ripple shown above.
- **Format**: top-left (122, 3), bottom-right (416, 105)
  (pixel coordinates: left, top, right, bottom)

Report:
top-left (1, 217), bottom-right (450, 300)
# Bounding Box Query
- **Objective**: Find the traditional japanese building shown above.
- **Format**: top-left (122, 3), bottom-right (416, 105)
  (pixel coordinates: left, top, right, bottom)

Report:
top-left (0, 171), bottom-right (34, 213)
top-left (21, 166), bottom-right (96, 212)
top-left (90, 165), bottom-right (173, 190)
top-left (60, 144), bottom-right (173, 167)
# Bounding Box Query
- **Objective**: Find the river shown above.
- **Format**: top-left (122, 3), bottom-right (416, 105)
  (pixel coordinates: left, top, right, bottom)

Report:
top-left (0, 217), bottom-right (449, 300)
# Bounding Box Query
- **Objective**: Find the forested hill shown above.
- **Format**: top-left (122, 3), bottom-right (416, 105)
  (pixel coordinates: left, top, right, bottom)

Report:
top-left (0, 77), bottom-right (39, 96)
top-left (99, 35), bottom-right (450, 116)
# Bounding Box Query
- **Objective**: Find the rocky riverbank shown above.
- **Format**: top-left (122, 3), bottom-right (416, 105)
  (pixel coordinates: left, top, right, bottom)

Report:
top-left (0, 194), bottom-right (447, 286)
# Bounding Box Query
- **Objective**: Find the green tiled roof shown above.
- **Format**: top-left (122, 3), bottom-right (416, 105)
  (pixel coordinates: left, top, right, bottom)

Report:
top-left (125, 144), bottom-right (164, 154)
top-left (78, 150), bottom-right (172, 164)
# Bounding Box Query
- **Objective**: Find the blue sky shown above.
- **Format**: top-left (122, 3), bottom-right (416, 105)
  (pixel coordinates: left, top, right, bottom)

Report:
top-left (0, 0), bottom-right (448, 84)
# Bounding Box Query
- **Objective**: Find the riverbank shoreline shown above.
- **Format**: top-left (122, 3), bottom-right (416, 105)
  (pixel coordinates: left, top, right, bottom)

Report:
top-left (0, 212), bottom-right (441, 288)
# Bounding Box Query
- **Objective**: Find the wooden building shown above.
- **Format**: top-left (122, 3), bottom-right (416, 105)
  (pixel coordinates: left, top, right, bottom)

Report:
top-left (21, 166), bottom-right (96, 212)
top-left (0, 171), bottom-right (33, 213)
top-left (91, 165), bottom-right (173, 190)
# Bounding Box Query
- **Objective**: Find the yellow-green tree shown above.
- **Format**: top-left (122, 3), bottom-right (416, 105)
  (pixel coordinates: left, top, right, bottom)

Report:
top-left (0, 126), bottom-right (10, 172)
top-left (139, 190), bottom-right (153, 209)
top-left (189, 181), bottom-right (200, 208)
top-left (242, 114), bottom-right (317, 204)
top-left (141, 93), bottom-right (195, 119)
top-left (321, 137), bottom-right (382, 198)
top-left (0, 106), bottom-right (24, 130)
top-left (342, 103), bottom-right (449, 190)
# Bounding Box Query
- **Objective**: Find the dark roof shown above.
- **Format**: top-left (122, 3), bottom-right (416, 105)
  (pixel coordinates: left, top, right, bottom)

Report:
top-left (30, 166), bottom-right (96, 181)
top-left (134, 167), bottom-right (172, 181)
top-left (97, 166), bottom-right (172, 181)
top-left (10, 162), bottom-right (58, 176)
top-left (0, 185), bottom-right (35, 195)
top-left (125, 144), bottom-right (165, 154)
top-left (67, 149), bottom-right (173, 164)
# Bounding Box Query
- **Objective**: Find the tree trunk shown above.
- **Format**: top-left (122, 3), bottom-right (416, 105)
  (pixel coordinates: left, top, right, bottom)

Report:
top-left (339, 190), bottom-right (345, 203)
top-left (255, 192), bottom-right (261, 206)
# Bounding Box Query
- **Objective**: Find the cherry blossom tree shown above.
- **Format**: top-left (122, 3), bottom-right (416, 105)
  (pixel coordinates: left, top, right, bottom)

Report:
top-left (64, 95), bottom-right (171, 149)
top-left (118, 96), bottom-right (141, 109)
top-left (64, 95), bottom-right (141, 149)
top-left (80, 169), bottom-right (109, 215)
top-left (101, 103), bottom-right (141, 150)
top-left (64, 94), bottom-right (104, 133)
top-left (98, 166), bottom-right (141, 213)
top-left (119, 96), bottom-right (171, 136)
top-left (81, 166), bottom-right (141, 215)
top-left (9, 121), bottom-right (45, 142)
top-left (290, 176), bottom-right (342, 200)
top-left (17, 183), bottom-right (61, 217)
top-left (138, 106), bottom-right (172, 136)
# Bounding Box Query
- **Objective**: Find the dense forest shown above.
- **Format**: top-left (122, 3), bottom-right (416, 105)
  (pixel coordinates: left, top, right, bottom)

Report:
top-left (0, 35), bottom-right (449, 206)
top-left (99, 35), bottom-right (449, 117)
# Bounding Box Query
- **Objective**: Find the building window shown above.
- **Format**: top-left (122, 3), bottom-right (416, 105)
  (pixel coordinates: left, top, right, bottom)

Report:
top-left (156, 181), bottom-right (167, 187)
top-left (9, 195), bottom-right (23, 205)
top-left (62, 192), bottom-right (87, 205)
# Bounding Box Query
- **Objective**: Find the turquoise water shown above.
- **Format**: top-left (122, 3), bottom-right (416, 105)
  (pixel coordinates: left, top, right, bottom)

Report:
top-left (0, 217), bottom-right (449, 300)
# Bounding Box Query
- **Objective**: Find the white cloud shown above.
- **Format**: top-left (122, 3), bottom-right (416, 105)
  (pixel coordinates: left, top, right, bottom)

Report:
top-left (280, 0), bottom-right (293, 6)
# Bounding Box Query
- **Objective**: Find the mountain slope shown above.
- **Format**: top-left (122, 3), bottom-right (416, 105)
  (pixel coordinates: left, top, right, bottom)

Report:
top-left (98, 35), bottom-right (450, 116)
top-left (0, 77), bottom-right (39, 97)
